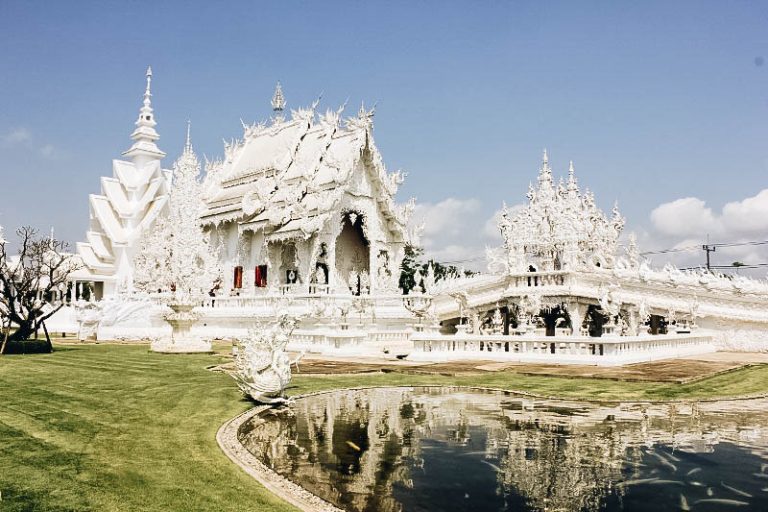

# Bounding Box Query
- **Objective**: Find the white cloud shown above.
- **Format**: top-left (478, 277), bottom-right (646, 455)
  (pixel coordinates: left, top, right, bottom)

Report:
top-left (644, 189), bottom-right (768, 274)
top-left (415, 197), bottom-right (482, 241)
top-left (650, 190), bottom-right (768, 240)
top-left (1, 128), bottom-right (62, 160)
top-left (409, 197), bottom-right (501, 269)
top-left (721, 189), bottom-right (768, 235)
top-left (650, 197), bottom-right (719, 237)
top-left (1, 127), bottom-right (31, 146)
top-left (39, 144), bottom-right (58, 159)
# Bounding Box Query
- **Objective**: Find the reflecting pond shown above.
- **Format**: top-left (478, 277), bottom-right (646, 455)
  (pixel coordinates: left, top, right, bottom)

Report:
top-left (238, 387), bottom-right (768, 511)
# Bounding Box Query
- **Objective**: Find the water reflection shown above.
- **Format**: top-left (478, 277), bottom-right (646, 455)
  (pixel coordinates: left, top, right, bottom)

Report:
top-left (238, 387), bottom-right (768, 512)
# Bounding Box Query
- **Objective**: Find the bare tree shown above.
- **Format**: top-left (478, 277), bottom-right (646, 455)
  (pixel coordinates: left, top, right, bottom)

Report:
top-left (0, 226), bottom-right (82, 353)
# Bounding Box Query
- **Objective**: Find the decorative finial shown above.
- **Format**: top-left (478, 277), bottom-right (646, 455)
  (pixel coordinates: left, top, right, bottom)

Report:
top-left (185, 119), bottom-right (192, 153)
top-left (538, 148), bottom-right (552, 184)
top-left (357, 100), bottom-right (377, 119)
top-left (271, 81), bottom-right (285, 112)
top-left (145, 66), bottom-right (153, 99)
top-left (122, 66), bottom-right (166, 160)
top-left (567, 160), bottom-right (578, 191)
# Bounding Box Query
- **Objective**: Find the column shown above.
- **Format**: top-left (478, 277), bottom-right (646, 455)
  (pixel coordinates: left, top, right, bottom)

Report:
top-left (566, 301), bottom-right (584, 337)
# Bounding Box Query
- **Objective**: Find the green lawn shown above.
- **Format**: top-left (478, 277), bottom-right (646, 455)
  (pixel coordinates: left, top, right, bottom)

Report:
top-left (1, 343), bottom-right (767, 511)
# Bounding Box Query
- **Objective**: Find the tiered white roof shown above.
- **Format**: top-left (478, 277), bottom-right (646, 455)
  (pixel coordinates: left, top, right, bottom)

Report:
top-left (201, 89), bottom-right (411, 244)
top-left (76, 67), bottom-right (171, 287)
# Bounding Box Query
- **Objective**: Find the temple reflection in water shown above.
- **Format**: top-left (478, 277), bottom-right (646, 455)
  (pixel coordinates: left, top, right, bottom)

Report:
top-left (238, 388), bottom-right (768, 512)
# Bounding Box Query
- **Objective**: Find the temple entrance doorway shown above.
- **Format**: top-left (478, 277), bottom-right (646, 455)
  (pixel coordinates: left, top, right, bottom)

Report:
top-left (335, 213), bottom-right (370, 295)
top-left (649, 314), bottom-right (666, 335)
top-left (541, 306), bottom-right (566, 336)
top-left (586, 305), bottom-right (606, 337)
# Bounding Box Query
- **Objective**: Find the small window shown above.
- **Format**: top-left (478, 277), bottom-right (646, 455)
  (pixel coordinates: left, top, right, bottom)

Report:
top-left (233, 266), bottom-right (243, 289)
top-left (255, 265), bottom-right (268, 287)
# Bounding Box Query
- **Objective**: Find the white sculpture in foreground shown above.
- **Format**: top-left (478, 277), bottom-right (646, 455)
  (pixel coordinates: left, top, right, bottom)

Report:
top-left (233, 314), bottom-right (302, 404)
top-left (134, 123), bottom-right (221, 353)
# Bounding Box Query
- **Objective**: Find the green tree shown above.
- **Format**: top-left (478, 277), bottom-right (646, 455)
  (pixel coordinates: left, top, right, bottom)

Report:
top-left (398, 243), bottom-right (477, 293)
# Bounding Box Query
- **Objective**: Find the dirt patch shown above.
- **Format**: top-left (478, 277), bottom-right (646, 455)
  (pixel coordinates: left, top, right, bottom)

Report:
top-left (483, 359), bottom-right (752, 384)
top-left (294, 355), bottom-right (763, 383)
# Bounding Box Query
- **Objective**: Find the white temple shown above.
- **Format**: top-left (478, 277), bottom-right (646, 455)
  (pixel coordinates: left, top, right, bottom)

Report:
top-left (71, 67), bottom-right (171, 297)
top-left (54, 71), bottom-right (421, 354)
top-left (411, 152), bottom-right (768, 363)
top-left (200, 83), bottom-right (412, 297)
top-left (46, 68), bottom-right (768, 362)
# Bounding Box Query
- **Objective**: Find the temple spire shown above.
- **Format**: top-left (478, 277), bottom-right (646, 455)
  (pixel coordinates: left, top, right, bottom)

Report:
top-left (145, 66), bottom-right (152, 101)
top-left (123, 66), bottom-right (166, 161)
top-left (271, 81), bottom-right (286, 113)
top-left (567, 160), bottom-right (578, 192)
top-left (538, 148), bottom-right (553, 185)
top-left (184, 119), bottom-right (192, 154)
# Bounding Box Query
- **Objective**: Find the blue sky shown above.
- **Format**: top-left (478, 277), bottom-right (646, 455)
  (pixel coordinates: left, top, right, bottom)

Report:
top-left (1, 1), bottom-right (767, 269)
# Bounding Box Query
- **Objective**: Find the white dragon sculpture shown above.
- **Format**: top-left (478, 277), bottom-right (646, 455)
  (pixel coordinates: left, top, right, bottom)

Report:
top-left (233, 314), bottom-right (304, 405)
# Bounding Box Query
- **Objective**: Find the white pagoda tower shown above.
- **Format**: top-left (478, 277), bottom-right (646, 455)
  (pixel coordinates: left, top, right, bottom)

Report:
top-left (75, 67), bottom-right (171, 297)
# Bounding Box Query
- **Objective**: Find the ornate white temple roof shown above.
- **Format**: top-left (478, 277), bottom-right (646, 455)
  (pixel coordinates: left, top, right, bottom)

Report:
top-left (493, 151), bottom-right (625, 273)
top-left (201, 87), bottom-right (410, 244)
top-left (74, 67), bottom-right (171, 286)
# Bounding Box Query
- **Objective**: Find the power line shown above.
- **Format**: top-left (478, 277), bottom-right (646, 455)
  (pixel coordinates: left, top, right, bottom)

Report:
top-left (679, 263), bottom-right (768, 271)
top-left (438, 239), bottom-right (768, 267)
top-left (640, 246), bottom-right (699, 256)
top-left (641, 239), bottom-right (768, 257)
top-left (711, 263), bottom-right (768, 270)
top-left (711, 240), bottom-right (768, 248)
top-left (439, 257), bottom-right (485, 265)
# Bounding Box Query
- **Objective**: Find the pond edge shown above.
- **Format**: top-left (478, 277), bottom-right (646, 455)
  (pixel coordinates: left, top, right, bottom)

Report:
top-left (217, 384), bottom-right (768, 512)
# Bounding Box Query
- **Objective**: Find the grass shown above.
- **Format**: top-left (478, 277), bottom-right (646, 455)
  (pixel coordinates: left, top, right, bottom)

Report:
top-left (291, 363), bottom-right (768, 401)
top-left (0, 343), bottom-right (767, 511)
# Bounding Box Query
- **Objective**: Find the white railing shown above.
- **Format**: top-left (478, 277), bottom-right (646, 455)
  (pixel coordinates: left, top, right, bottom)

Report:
top-left (289, 329), bottom-right (368, 352)
top-left (507, 270), bottom-right (570, 288)
top-left (199, 291), bottom-right (424, 311)
top-left (410, 332), bottom-right (715, 366)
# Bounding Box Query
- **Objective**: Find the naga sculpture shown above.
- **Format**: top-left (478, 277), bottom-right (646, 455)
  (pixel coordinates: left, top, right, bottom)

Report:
top-left (233, 314), bottom-right (303, 405)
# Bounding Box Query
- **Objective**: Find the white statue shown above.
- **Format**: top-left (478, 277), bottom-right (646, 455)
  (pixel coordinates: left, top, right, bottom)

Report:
top-left (74, 300), bottom-right (102, 341)
top-left (233, 314), bottom-right (303, 405)
top-left (490, 306), bottom-right (504, 334)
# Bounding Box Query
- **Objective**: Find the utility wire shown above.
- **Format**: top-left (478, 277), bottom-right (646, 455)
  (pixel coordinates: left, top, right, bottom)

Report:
top-left (437, 239), bottom-right (768, 267)
top-left (641, 239), bottom-right (768, 256)
top-left (640, 246), bottom-right (699, 256)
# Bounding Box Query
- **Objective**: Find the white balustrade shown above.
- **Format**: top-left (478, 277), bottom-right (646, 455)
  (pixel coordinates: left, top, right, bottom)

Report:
top-left (410, 332), bottom-right (714, 366)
